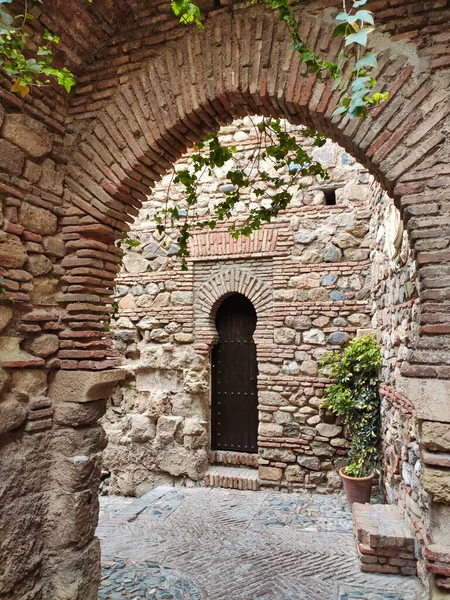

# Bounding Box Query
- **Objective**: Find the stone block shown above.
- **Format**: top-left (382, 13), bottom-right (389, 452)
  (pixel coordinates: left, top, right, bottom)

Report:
top-left (297, 455), bottom-right (321, 471)
top-left (0, 139), bottom-right (25, 174)
top-left (285, 464), bottom-right (306, 482)
top-left (0, 306), bottom-right (13, 332)
top-left (130, 414), bottom-right (157, 442)
top-left (0, 233), bottom-right (27, 268)
top-left (259, 391), bottom-right (285, 406)
top-left (316, 423), bottom-right (342, 438)
top-left (50, 539), bottom-right (101, 600)
top-left (0, 337), bottom-right (44, 367)
top-left (327, 331), bottom-right (350, 345)
top-left (153, 292), bottom-right (170, 307)
top-left (26, 254), bottom-right (53, 276)
top-left (119, 293), bottom-right (137, 309)
top-left (258, 465), bottom-right (283, 481)
top-left (334, 233), bottom-right (359, 249)
top-left (52, 451), bottom-right (102, 494)
top-left (421, 421), bottom-right (450, 451)
top-left (397, 376), bottom-right (450, 423)
top-left (53, 399), bottom-right (107, 427)
top-left (274, 326), bottom-right (296, 345)
top-left (303, 328), bottom-right (325, 345)
top-left (2, 113), bottom-right (52, 158)
top-left (258, 422), bottom-right (283, 437)
top-left (157, 446), bottom-right (208, 480)
top-left (43, 236), bottom-right (65, 257)
top-left (171, 291), bottom-right (194, 305)
top-left (0, 393), bottom-right (28, 435)
top-left (40, 158), bottom-right (64, 195)
top-left (49, 369), bottom-right (125, 404)
top-left (311, 441), bottom-right (335, 458)
top-left (0, 368), bottom-right (8, 395)
top-left (52, 425), bottom-right (107, 457)
top-left (0, 495), bottom-right (45, 596)
top-left (422, 466), bottom-right (450, 503)
top-left (30, 277), bottom-right (59, 303)
top-left (19, 203), bottom-right (57, 236)
top-left (290, 272), bottom-right (320, 289)
top-left (285, 318), bottom-right (311, 333)
top-left (156, 415), bottom-right (183, 442)
top-left (136, 368), bottom-right (180, 393)
top-left (294, 231), bottom-right (317, 244)
top-left (46, 490), bottom-right (99, 549)
top-left (23, 159), bottom-right (42, 183)
top-left (259, 448), bottom-right (296, 462)
top-left (24, 333), bottom-right (59, 358)
top-left (300, 359), bottom-right (318, 375)
top-left (11, 369), bottom-right (47, 395)
top-left (122, 254), bottom-right (149, 273)
top-left (324, 244), bottom-right (342, 262)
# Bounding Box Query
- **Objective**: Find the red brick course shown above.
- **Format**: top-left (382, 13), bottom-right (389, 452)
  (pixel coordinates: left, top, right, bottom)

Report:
top-left (353, 503), bottom-right (417, 576)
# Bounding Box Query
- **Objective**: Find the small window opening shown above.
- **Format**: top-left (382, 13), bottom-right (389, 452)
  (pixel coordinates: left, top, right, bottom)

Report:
top-left (323, 188), bottom-right (337, 206)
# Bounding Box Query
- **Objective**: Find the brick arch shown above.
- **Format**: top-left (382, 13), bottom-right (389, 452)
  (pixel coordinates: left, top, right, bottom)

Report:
top-left (1, 3), bottom-right (448, 597)
top-left (61, 2), bottom-right (450, 378)
top-left (194, 267), bottom-right (272, 350)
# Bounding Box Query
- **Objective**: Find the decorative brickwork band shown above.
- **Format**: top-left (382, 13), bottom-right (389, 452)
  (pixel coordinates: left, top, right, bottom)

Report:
top-left (194, 267), bottom-right (272, 350)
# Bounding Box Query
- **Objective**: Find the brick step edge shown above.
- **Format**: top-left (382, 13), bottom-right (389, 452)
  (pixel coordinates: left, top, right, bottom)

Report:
top-left (353, 503), bottom-right (417, 577)
top-left (204, 467), bottom-right (260, 491)
top-left (209, 450), bottom-right (259, 468)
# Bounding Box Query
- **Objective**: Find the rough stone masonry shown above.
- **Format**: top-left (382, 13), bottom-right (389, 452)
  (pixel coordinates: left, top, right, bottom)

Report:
top-left (105, 119), bottom-right (384, 496)
top-left (0, 0), bottom-right (450, 598)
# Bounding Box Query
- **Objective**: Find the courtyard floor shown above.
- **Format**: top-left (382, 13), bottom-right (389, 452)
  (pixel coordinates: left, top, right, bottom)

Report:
top-left (97, 487), bottom-right (426, 600)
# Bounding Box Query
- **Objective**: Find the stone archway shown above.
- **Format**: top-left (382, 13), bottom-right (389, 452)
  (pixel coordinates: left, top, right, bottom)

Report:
top-left (1, 1), bottom-right (450, 598)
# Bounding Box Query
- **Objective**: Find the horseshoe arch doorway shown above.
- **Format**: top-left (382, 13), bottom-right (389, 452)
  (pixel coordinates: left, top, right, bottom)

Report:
top-left (211, 294), bottom-right (258, 453)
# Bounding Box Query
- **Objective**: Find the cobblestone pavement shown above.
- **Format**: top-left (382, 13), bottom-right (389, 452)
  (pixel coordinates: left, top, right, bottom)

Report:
top-left (97, 487), bottom-right (426, 600)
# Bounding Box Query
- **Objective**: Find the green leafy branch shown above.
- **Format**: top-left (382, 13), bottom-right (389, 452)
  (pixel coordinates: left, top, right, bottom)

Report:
top-left (155, 118), bottom-right (329, 269)
top-left (331, 0), bottom-right (389, 118)
top-left (250, 0), bottom-right (388, 119)
top-left (0, 0), bottom-right (76, 96)
top-left (116, 231), bottom-right (141, 250)
top-left (171, 0), bottom-right (203, 29)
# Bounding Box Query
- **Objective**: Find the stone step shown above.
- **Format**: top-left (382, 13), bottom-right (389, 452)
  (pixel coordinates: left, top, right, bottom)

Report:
top-left (209, 450), bottom-right (259, 468)
top-left (352, 503), bottom-right (417, 576)
top-left (204, 466), bottom-right (259, 491)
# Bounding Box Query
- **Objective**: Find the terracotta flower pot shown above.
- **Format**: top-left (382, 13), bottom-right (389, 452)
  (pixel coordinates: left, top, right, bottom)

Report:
top-left (339, 467), bottom-right (374, 510)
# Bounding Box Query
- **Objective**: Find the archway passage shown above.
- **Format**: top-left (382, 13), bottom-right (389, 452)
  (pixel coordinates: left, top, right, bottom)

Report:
top-left (211, 294), bottom-right (258, 453)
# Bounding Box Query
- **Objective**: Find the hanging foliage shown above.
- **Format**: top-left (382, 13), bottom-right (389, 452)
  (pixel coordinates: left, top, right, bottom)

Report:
top-left (319, 335), bottom-right (382, 478)
top-left (0, 0), bottom-right (389, 266)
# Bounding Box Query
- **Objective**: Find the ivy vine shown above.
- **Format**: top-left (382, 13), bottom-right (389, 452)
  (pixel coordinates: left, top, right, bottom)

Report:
top-left (157, 118), bottom-right (329, 268)
top-left (0, 0), bottom-right (75, 96)
top-left (0, 0), bottom-right (389, 267)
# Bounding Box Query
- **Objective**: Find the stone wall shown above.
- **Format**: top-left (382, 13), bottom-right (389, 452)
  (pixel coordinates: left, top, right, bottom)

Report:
top-left (0, 106), bottom-right (116, 599)
top-left (369, 189), bottom-right (429, 574)
top-left (104, 119), bottom-right (375, 495)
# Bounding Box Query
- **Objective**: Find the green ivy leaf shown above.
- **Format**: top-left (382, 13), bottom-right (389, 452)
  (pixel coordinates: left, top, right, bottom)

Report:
top-left (353, 9), bottom-right (374, 25)
top-left (345, 26), bottom-right (374, 46)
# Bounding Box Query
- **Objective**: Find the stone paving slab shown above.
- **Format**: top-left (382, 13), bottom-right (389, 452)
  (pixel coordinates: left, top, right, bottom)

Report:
top-left (97, 487), bottom-right (426, 600)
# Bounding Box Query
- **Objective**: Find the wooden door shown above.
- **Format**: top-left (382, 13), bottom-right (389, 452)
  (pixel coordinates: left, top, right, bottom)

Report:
top-left (211, 294), bottom-right (258, 453)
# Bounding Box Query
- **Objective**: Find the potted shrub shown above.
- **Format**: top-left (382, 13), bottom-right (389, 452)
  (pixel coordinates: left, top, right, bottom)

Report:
top-left (319, 334), bottom-right (381, 508)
